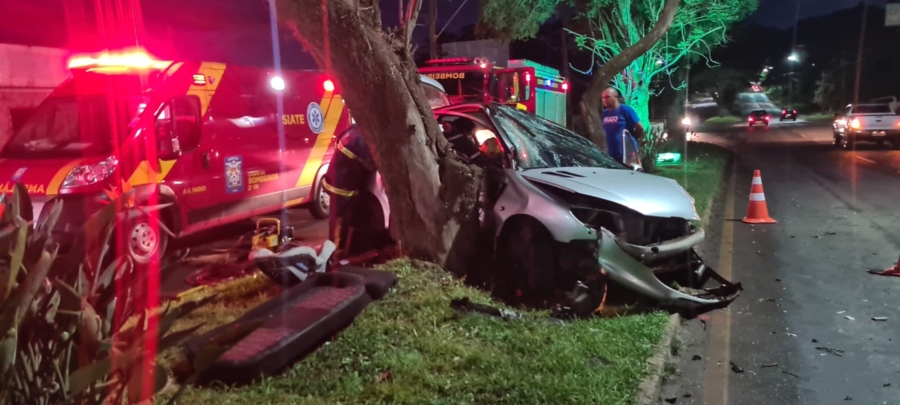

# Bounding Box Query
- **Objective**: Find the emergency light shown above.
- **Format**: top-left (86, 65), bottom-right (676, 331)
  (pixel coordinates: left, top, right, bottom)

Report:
top-left (323, 79), bottom-right (335, 92)
top-left (67, 50), bottom-right (170, 70)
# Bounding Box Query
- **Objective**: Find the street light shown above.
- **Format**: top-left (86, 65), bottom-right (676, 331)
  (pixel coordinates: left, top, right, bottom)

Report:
top-left (788, 53), bottom-right (799, 62)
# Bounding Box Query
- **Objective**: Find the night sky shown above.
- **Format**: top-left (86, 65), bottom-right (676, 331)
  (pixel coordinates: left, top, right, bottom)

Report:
top-left (0, 0), bottom-right (892, 66)
top-left (749, 0), bottom-right (889, 28)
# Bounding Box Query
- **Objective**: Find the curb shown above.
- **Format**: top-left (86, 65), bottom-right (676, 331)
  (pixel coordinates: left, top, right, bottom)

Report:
top-left (634, 313), bottom-right (681, 405)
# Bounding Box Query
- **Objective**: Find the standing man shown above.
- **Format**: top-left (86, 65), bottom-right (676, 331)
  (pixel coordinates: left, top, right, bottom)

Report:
top-left (601, 87), bottom-right (645, 164)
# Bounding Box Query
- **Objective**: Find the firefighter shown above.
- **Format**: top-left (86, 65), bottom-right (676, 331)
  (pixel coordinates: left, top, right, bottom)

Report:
top-left (323, 127), bottom-right (377, 254)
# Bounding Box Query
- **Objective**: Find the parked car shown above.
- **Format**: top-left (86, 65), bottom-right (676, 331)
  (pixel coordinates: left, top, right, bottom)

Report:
top-left (748, 110), bottom-right (770, 127)
top-left (780, 108), bottom-right (798, 121)
top-left (832, 103), bottom-right (900, 149)
top-left (348, 103), bottom-right (740, 316)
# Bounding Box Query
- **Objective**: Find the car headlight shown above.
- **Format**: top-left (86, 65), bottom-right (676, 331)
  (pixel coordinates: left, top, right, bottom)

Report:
top-left (61, 156), bottom-right (118, 188)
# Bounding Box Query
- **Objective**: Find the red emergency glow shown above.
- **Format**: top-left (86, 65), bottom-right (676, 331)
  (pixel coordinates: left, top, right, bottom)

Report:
top-left (67, 50), bottom-right (170, 70)
top-left (427, 57), bottom-right (468, 64)
top-left (323, 79), bottom-right (335, 92)
top-left (562, 82), bottom-right (569, 91)
top-left (525, 73), bottom-right (531, 82)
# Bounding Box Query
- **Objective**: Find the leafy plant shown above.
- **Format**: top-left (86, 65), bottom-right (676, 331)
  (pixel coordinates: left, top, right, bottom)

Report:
top-left (0, 185), bottom-right (230, 404)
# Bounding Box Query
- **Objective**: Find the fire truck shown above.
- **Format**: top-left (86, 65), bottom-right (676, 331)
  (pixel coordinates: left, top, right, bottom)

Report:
top-left (418, 57), bottom-right (568, 126)
top-left (1, 48), bottom-right (351, 263)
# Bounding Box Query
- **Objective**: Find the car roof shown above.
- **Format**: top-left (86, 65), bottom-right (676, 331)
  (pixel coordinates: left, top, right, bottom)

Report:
top-left (420, 75), bottom-right (446, 92)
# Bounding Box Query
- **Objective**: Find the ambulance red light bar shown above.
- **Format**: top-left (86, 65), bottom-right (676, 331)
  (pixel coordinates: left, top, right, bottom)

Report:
top-left (562, 82), bottom-right (569, 91)
top-left (323, 79), bottom-right (335, 92)
top-left (67, 49), bottom-right (171, 70)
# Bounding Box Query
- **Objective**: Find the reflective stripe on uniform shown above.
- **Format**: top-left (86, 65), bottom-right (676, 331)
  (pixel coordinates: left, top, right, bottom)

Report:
top-left (337, 142), bottom-right (359, 160)
top-left (322, 178), bottom-right (356, 197)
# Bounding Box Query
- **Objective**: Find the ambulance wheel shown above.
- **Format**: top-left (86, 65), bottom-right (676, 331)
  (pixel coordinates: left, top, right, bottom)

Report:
top-left (309, 177), bottom-right (330, 219)
top-left (120, 211), bottom-right (169, 267)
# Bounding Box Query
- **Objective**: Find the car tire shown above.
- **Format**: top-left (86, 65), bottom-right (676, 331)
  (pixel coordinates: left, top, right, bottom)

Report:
top-left (497, 219), bottom-right (606, 315)
top-left (309, 175), bottom-right (329, 220)
top-left (840, 136), bottom-right (854, 150)
top-left (793, 118), bottom-right (797, 122)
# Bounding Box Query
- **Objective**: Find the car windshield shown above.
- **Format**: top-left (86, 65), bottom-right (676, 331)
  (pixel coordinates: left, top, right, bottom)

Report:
top-left (2, 95), bottom-right (144, 159)
top-left (853, 104), bottom-right (893, 114)
top-left (751, 111), bottom-right (767, 116)
top-left (491, 105), bottom-right (624, 170)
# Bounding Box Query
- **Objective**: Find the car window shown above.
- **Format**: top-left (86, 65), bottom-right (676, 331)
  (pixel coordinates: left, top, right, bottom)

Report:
top-left (491, 105), bottom-right (624, 170)
top-left (852, 104), bottom-right (893, 114)
top-left (423, 83), bottom-right (450, 109)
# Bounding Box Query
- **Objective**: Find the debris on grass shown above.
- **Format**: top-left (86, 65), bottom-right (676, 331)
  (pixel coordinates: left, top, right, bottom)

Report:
top-left (845, 315), bottom-right (855, 321)
top-left (692, 355), bottom-right (702, 361)
top-left (872, 317), bottom-right (888, 322)
top-left (782, 370), bottom-right (801, 378)
top-left (761, 363), bottom-right (778, 368)
top-left (730, 361), bottom-right (744, 373)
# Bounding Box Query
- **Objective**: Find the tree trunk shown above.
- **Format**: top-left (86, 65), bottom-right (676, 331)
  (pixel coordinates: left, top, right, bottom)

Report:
top-left (578, 0), bottom-right (681, 151)
top-left (429, 0), bottom-right (438, 59)
top-left (277, 0), bottom-right (483, 272)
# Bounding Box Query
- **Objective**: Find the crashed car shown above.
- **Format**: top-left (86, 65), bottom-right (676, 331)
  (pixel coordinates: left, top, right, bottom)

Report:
top-left (356, 102), bottom-right (740, 316)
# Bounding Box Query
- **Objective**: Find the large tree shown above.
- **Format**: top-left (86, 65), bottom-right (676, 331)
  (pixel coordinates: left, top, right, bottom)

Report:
top-left (275, 0), bottom-right (483, 271)
top-left (482, 0), bottom-right (756, 149)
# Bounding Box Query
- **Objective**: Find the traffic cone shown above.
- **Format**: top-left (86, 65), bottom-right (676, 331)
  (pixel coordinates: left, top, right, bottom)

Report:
top-left (742, 170), bottom-right (777, 224)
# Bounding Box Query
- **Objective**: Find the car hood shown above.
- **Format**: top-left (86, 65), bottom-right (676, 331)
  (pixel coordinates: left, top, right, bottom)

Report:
top-left (522, 167), bottom-right (700, 221)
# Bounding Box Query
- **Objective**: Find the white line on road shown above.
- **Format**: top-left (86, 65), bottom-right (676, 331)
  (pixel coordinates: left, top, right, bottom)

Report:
top-left (855, 156), bottom-right (876, 164)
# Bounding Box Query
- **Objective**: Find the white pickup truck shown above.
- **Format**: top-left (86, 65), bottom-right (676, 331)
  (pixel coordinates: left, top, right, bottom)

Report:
top-left (833, 103), bottom-right (900, 149)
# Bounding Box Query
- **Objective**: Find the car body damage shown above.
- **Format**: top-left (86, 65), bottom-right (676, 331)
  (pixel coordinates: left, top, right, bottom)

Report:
top-left (495, 166), bottom-right (741, 315)
top-left (354, 102), bottom-right (739, 315)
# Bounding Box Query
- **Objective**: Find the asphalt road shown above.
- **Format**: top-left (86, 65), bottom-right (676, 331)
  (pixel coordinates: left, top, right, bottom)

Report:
top-left (662, 120), bottom-right (900, 404)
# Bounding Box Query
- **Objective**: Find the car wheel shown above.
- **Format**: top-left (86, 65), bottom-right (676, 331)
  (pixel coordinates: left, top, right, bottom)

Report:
top-left (497, 219), bottom-right (606, 315)
top-left (119, 211), bottom-right (168, 266)
top-left (833, 134), bottom-right (841, 148)
top-left (793, 118), bottom-right (797, 121)
top-left (840, 136), bottom-right (853, 150)
top-left (309, 176), bottom-right (330, 219)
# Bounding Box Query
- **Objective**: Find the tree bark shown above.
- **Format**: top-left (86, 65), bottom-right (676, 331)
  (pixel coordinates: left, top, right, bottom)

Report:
top-left (277, 0), bottom-right (483, 272)
top-left (578, 0), bottom-right (681, 150)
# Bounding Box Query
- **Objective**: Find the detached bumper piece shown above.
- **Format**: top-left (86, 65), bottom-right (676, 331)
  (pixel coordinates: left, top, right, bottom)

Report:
top-left (184, 271), bottom-right (384, 386)
top-left (597, 229), bottom-right (741, 318)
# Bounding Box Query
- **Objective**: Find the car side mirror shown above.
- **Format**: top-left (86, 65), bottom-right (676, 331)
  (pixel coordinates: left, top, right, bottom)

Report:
top-left (630, 163), bottom-right (644, 172)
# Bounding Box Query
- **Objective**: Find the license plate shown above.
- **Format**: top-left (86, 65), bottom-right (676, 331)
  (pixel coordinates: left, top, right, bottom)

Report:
top-left (873, 131), bottom-right (886, 136)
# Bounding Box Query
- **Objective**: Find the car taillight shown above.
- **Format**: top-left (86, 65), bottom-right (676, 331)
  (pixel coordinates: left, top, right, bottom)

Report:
top-left (850, 118), bottom-right (861, 129)
top-left (61, 156), bottom-right (118, 188)
top-left (765, 116), bottom-right (770, 121)
top-left (782, 110), bottom-right (786, 114)
top-left (749, 117), bottom-right (754, 122)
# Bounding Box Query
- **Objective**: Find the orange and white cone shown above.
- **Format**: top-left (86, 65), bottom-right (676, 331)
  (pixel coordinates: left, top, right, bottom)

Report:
top-left (742, 170), bottom-right (777, 224)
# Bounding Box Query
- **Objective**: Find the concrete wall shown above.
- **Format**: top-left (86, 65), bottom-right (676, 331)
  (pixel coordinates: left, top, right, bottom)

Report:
top-left (0, 44), bottom-right (70, 141)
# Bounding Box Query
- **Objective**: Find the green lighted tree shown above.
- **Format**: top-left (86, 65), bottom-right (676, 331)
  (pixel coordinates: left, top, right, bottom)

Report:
top-left (566, 0), bottom-right (756, 125)
top-left (482, 0), bottom-right (756, 149)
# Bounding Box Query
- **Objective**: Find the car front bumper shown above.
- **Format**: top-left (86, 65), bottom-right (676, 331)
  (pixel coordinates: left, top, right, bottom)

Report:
top-left (597, 228), bottom-right (741, 317)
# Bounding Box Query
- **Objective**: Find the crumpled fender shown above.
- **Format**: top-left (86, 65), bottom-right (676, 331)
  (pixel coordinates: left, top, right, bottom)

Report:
top-left (597, 228), bottom-right (741, 317)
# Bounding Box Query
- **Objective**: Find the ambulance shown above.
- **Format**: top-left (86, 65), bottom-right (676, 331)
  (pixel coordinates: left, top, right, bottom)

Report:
top-left (1, 49), bottom-right (351, 263)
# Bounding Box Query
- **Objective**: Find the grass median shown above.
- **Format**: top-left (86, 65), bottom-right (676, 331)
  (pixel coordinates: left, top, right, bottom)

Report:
top-left (656, 142), bottom-right (731, 223)
top-left (168, 259), bottom-right (669, 405)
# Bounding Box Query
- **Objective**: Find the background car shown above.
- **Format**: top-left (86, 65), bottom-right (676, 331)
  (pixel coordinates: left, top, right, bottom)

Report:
top-left (748, 110), bottom-right (770, 127)
top-left (781, 108), bottom-right (798, 121)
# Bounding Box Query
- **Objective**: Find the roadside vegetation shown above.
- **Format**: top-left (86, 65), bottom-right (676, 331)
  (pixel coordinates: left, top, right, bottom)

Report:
top-left (700, 115), bottom-right (743, 128)
top-left (803, 112), bottom-right (835, 123)
top-left (170, 259), bottom-right (669, 405)
top-left (657, 142), bottom-right (732, 222)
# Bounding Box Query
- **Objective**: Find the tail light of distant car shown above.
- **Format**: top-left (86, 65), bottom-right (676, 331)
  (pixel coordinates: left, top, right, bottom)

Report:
top-left (782, 109), bottom-right (786, 114)
top-left (850, 118), bottom-right (862, 130)
top-left (61, 156), bottom-right (119, 189)
top-left (765, 116), bottom-right (770, 121)
top-left (748, 117), bottom-right (754, 122)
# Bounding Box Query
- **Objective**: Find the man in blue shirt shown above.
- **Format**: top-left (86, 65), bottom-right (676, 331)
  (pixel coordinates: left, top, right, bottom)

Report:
top-left (601, 87), bottom-right (645, 163)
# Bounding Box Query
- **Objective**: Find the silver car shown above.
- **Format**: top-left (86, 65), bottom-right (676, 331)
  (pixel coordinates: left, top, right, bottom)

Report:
top-left (361, 101), bottom-right (740, 316)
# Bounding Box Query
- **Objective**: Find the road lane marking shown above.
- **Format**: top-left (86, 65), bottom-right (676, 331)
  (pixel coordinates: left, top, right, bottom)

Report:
top-left (855, 156), bottom-right (876, 164)
top-left (702, 161), bottom-right (736, 405)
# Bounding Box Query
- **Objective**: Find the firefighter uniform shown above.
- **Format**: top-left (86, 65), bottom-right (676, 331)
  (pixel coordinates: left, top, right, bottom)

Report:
top-left (323, 127), bottom-right (376, 251)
